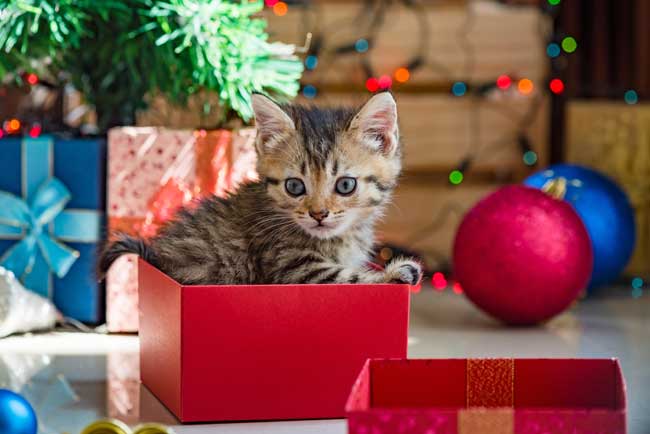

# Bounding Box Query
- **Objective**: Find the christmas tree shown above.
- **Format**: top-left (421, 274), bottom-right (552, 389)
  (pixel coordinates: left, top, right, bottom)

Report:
top-left (0, 0), bottom-right (304, 132)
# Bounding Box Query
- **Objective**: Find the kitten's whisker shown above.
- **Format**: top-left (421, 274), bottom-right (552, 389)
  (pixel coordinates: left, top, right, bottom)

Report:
top-left (246, 217), bottom-right (294, 236)
top-left (248, 220), bottom-right (295, 253)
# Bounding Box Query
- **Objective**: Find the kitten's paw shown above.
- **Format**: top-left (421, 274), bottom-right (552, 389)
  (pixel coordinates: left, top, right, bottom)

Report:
top-left (384, 258), bottom-right (423, 285)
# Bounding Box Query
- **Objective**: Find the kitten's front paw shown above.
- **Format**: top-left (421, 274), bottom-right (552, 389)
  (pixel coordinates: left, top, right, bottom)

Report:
top-left (384, 258), bottom-right (423, 285)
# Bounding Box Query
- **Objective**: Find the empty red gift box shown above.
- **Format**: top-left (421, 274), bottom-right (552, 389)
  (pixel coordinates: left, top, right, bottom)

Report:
top-left (346, 358), bottom-right (626, 434)
top-left (138, 259), bottom-right (410, 422)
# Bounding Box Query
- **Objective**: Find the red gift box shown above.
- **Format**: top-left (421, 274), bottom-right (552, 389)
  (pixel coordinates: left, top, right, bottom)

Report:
top-left (138, 259), bottom-right (410, 422)
top-left (346, 358), bottom-right (626, 434)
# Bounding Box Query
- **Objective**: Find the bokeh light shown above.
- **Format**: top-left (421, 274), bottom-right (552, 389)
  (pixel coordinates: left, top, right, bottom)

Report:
top-left (452, 81), bottom-right (466, 97)
top-left (449, 170), bottom-right (463, 185)
top-left (378, 75), bottom-right (392, 89)
top-left (549, 78), bottom-right (565, 94)
top-left (548, 0), bottom-right (560, 5)
top-left (624, 90), bottom-right (638, 105)
top-left (562, 36), bottom-right (577, 53)
top-left (546, 43), bottom-right (561, 58)
top-left (265, 0), bottom-right (279, 6)
top-left (394, 67), bottom-right (410, 83)
top-left (28, 123), bottom-right (42, 138)
top-left (6, 118), bottom-right (21, 133)
top-left (26, 73), bottom-right (39, 85)
top-left (452, 282), bottom-right (464, 294)
top-left (379, 247), bottom-right (393, 261)
top-left (432, 272), bottom-right (447, 291)
top-left (632, 277), bottom-right (644, 289)
top-left (273, 1), bottom-right (288, 16)
top-left (355, 39), bottom-right (369, 53)
top-left (523, 150), bottom-right (538, 166)
top-left (365, 77), bottom-right (379, 92)
top-left (496, 75), bottom-right (512, 90)
top-left (518, 78), bottom-right (534, 95)
top-left (304, 55), bottom-right (318, 70)
top-left (302, 85), bottom-right (317, 99)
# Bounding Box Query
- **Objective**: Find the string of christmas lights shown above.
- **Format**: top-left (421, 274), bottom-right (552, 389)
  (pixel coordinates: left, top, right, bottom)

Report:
top-left (267, 0), bottom-right (563, 182)
top-left (0, 72), bottom-right (44, 138)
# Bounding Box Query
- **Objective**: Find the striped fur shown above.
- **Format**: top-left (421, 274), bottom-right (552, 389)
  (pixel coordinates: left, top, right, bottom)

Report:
top-left (99, 93), bottom-right (422, 286)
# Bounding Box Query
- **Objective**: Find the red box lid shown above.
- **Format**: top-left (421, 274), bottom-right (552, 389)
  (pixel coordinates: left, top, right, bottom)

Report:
top-left (138, 259), bottom-right (410, 422)
top-left (346, 358), bottom-right (627, 434)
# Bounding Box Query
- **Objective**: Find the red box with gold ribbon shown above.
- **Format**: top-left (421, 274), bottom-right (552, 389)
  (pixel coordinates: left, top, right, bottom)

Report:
top-left (106, 127), bottom-right (257, 332)
top-left (346, 358), bottom-right (626, 434)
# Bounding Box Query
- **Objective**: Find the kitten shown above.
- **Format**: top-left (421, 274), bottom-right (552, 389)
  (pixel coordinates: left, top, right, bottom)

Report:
top-left (99, 92), bottom-right (423, 286)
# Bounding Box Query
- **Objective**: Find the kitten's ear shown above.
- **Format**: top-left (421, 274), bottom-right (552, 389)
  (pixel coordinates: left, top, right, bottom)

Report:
top-left (252, 94), bottom-right (295, 152)
top-left (349, 92), bottom-right (399, 155)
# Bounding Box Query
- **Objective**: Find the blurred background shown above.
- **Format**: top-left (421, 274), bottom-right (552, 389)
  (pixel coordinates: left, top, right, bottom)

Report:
top-left (0, 1), bottom-right (649, 433)
top-left (1, 0), bottom-right (647, 283)
top-left (263, 0), bottom-right (650, 280)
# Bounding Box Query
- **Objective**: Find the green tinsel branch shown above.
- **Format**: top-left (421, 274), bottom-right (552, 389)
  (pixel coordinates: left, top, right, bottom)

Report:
top-left (0, 0), bottom-right (304, 132)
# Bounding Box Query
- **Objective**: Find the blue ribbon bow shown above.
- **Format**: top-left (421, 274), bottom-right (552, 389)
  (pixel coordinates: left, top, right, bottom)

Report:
top-left (0, 137), bottom-right (102, 298)
top-left (0, 178), bottom-right (80, 280)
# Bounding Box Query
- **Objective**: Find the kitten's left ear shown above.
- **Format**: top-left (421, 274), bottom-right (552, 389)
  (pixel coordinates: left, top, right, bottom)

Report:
top-left (349, 92), bottom-right (399, 155)
top-left (252, 93), bottom-right (295, 153)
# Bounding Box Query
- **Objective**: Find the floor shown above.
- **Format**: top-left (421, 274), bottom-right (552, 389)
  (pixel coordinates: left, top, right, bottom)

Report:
top-left (0, 286), bottom-right (648, 434)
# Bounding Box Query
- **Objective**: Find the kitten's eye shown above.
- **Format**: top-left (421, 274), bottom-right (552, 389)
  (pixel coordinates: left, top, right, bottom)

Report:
top-left (285, 178), bottom-right (306, 197)
top-left (335, 177), bottom-right (357, 196)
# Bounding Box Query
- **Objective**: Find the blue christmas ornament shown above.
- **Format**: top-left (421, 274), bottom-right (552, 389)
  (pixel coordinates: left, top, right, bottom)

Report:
top-left (0, 389), bottom-right (38, 434)
top-left (524, 164), bottom-right (636, 290)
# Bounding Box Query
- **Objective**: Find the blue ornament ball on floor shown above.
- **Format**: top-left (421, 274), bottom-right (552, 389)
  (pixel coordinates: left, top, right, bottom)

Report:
top-left (524, 164), bottom-right (636, 290)
top-left (0, 389), bottom-right (37, 434)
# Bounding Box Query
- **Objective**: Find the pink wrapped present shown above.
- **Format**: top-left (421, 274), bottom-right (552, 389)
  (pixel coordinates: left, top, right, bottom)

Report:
top-left (106, 127), bottom-right (257, 332)
top-left (107, 352), bottom-right (140, 424)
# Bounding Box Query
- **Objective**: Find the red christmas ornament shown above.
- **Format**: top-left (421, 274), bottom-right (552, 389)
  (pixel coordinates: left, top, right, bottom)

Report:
top-left (453, 185), bottom-right (593, 325)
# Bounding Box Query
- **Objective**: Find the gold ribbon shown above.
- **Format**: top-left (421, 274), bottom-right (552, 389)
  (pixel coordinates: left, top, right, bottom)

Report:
top-left (459, 358), bottom-right (515, 434)
top-left (458, 408), bottom-right (514, 434)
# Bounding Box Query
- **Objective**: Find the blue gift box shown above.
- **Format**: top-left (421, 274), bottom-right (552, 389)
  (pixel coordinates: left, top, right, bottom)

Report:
top-left (0, 136), bottom-right (106, 323)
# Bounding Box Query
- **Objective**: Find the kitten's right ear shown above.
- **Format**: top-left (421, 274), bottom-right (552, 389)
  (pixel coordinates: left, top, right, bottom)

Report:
top-left (252, 94), bottom-right (295, 152)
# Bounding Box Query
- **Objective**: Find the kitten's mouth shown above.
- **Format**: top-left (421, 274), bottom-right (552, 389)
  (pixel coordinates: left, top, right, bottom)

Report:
top-left (311, 222), bottom-right (332, 230)
top-left (298, 220), bottom-right (338, 238)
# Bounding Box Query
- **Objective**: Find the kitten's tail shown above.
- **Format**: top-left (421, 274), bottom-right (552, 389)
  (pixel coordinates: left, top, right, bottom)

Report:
top-left (97, 233), bottom-right (158, 280)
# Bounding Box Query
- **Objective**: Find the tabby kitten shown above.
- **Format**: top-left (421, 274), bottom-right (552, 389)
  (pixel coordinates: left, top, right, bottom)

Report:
top-left (99, 92), bottom-right (423, 286)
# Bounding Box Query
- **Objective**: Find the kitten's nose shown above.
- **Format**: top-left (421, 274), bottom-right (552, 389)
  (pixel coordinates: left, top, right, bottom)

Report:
top-left (309, 209), bottom-right (329, 222)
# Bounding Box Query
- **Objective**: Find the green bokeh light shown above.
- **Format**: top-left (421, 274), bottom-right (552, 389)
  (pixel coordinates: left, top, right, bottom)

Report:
top-left (632, 277), bottom-right (644, 289)
top-left (523, 151), bottom-right (538, 166)
top-left (449, 170), bottom-right (464, 185)
top-left (548, 0), bottom-right (561, 5)
top-left (624, 90), bottom-right (638, 105)
top-left (562, 37), bottom-right (577, 53)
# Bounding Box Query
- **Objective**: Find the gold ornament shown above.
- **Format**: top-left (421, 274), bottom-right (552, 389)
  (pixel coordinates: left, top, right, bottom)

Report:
top-left (133, 423), bottom-right (175, 434)
top-left (80, 419), bottom-right (174, 434)
top-left (81, 419), bottom-right (131, 434)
